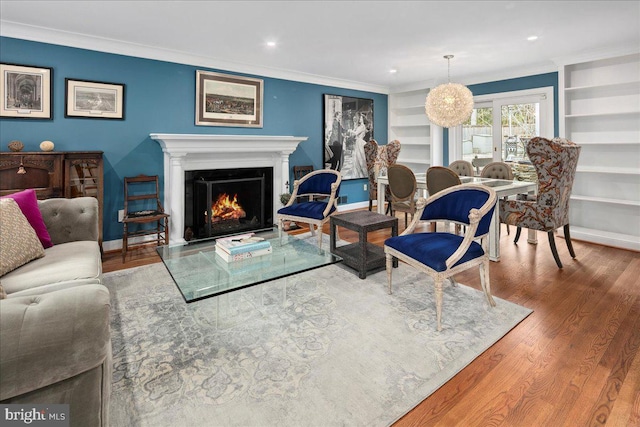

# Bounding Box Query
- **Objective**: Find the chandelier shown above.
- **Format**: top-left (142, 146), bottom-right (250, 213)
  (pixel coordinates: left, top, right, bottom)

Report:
top-left (425, 55), bottom-right (474, 128)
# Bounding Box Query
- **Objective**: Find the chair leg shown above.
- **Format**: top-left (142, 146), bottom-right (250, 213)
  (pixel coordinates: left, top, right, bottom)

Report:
top-left (122, 223), bottom-right (128, 263)
top-left (404, 212), bottom-right (408, 228)
top-left (317, 225), bottom-right (323, 250)
top-left (514, 227), bottom-right (522, 243)
top-left (369, 199), bottom-right (373, 211)
top-left (564, 224), bottom-right (576, 258)
top-left (434, 277), bottom-right (444, 332)
top-left (479, 261), bottom-right (496, 307)
top-left (386, 253), bottom-right (394, 294)
top-left (548, 231), bottom-right (563, 268)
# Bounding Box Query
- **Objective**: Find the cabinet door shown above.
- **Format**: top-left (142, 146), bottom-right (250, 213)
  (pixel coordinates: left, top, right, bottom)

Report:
top-left (0, 153), bottom-right (63, 198)
top-left (64, 152), bottom-right (104, 246)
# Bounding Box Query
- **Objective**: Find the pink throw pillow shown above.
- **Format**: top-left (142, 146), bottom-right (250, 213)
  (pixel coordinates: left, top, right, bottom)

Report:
top-left (1, 189), bottom-right (53, 248)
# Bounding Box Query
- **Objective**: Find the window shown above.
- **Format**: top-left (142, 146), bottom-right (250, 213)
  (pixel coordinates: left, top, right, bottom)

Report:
top-left (450, 87), bottom-right (554, 176)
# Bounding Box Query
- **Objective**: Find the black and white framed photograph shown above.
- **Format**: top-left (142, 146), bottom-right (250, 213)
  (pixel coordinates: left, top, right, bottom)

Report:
top-left (323, 94), bottom-right (374, 180)
top-left (65, 78), bottom-right (125, 119)
top-left (196, 70), bottom-right (263, 127)
top-left (0, 63), bottom-right (53, 119)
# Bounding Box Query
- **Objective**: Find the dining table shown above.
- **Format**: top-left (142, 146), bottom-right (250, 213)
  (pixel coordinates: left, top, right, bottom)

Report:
top-left (376, 172), bottom-right (538, 262)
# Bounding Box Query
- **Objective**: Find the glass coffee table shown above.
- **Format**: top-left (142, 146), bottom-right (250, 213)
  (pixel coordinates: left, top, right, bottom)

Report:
top-left (157, 228), bottom-right (342, 302)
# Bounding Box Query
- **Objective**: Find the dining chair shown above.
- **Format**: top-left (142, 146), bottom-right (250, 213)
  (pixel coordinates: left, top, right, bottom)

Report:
top-left (426, 166), bottom-right (463, 232)
top-left (499, 137), bottom-right (581, 268)
top-left (384, 184), bottom-right (498, 331)
top-left (481, 161), bottom-right (514, 234)
top-left (293, 165), bottom-right (314, 180)
top-left (277, 169), bottom-right (341, 250)
top-left (387, 164), bottom-right (418, 227)
top-left (364, 139), bottom-right (380, 211)
top-left (448, 160), bottom-right (474, 177)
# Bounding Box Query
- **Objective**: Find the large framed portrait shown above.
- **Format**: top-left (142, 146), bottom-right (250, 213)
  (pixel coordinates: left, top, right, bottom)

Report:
top-left (323, 94), bottom-right (374, 180)
top-left (0, 63), bottom-right (53, 119)
top-left (196, 70), bottom-right (263, 127)
top-left (65, 79), bottom-right (125, 119)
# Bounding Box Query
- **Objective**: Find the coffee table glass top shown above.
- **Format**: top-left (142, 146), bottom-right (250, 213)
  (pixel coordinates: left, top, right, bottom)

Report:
top-left (157, 228), bottom-right (341, 302)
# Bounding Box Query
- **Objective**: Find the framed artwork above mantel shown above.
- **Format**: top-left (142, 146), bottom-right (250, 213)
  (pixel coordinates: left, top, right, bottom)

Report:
top-left (195, 70), bottom-right (263, 127)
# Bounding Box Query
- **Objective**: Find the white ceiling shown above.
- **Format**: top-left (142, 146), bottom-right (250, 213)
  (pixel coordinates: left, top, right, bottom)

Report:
top-left (1, 1), bottom-right (639, 93)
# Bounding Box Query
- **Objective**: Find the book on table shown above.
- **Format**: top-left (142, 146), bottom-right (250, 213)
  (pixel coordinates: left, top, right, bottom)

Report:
top-left (215, 245), bottom-right (273, 262)
top-left (216, 233), bottom-right (271, 255)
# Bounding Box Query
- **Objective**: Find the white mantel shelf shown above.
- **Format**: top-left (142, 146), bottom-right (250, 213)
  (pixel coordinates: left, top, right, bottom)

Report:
top-left (150, 133), bottom-right (308, 244)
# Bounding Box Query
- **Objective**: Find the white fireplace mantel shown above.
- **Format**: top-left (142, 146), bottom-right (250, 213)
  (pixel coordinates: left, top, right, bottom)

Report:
top-left (150, 133), bottom-right (307, 244)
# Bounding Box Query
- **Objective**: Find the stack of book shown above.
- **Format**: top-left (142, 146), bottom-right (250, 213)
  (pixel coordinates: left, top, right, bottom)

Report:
top-left (215, 233), bottom-right (272, 262)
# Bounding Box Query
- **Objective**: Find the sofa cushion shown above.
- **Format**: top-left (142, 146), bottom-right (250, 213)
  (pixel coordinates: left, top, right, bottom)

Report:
top-left (0, 199), bottom-right (45, 276)
top-left (1, 189), bottom-right (53, 248)
top-left (1, 241), bottom-right (102, 297)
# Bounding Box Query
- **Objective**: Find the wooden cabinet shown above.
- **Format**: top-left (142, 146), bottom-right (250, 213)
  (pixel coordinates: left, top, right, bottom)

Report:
top-left (0, 151), bottom-right (104, 246)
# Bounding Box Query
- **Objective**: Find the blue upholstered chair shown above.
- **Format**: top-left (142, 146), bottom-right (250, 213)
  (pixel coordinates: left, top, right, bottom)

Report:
top-left (384, 184), bottom-right (498, 331)
top-left (277, 169), bottom-right (341, 249)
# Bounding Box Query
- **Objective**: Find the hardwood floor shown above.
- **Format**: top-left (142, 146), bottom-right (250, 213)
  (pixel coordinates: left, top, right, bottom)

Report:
top-left (102, 216), bottom-right (640, 426)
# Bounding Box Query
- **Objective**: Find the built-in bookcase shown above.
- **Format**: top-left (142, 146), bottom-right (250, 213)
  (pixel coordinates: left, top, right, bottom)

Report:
top-left (560, 52), bottom-right (640, 251)
top-left (388, 88), bottom-right (433, 174)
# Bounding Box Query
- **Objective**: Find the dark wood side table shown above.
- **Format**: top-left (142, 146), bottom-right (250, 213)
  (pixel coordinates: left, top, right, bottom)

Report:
top-left (330, 211), bottom-right (398, 279)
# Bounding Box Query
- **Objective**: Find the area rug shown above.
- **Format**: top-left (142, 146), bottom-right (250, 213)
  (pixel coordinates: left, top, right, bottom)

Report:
top-left (104, 235), bottom-right (532, 427)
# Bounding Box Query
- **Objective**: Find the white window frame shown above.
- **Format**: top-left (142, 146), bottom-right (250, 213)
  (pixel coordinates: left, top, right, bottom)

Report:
top-left (450, 86), bottom-right (554, 162)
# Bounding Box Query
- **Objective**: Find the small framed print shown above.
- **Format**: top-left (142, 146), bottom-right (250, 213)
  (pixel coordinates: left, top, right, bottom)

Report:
top-left (0, 63), bottom-right (53, 119)
top-left (65, 78), bottom-right (125, 120)
top-left (196, 70), bottom-right (263, 127)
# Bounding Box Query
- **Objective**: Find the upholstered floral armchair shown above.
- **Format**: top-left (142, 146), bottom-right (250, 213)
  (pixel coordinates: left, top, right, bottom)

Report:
top-left (364, 139), bottom-right (401, 212)
top-left (499, 137), bottom-right (581, 268)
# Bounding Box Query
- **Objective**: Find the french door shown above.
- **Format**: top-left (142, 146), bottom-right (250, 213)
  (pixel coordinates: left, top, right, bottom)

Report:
top-left (450, 87), bottom-right (554, 174)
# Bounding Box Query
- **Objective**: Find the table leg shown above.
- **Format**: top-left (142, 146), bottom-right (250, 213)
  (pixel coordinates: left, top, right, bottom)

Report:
top-left (377, 181), bottom-right (385, 214)
top-left (489, 204), bottom-right (501, 262)
top-left (359, 228), bottom-right (367, 279)
top-left (330, 221), bottom-right (337, 252)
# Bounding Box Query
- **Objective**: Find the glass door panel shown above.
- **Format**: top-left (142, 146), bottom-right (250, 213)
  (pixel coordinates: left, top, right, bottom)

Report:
top-left (462, 105), bottom-right (493, 174)
top-left (500, 102), bottom-right (540, 162)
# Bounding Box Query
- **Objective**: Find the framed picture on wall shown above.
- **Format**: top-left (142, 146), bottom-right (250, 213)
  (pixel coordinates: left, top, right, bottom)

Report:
top-left (323, 94), bottom-right (373, 180)
top-left (195, 70), bottom-right (263, 127)
top-left (0, 63), bottom-right (53, 119)
top-left (65, 78), bottom-right (125, 119)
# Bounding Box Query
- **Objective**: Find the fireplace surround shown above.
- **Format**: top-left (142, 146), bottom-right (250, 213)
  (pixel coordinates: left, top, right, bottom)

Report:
top-left (150, 134), bottom-right (307, 244)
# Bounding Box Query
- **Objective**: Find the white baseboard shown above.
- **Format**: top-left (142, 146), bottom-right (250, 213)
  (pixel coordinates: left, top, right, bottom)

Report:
top-left (559, 226), bottom-right (640, 252)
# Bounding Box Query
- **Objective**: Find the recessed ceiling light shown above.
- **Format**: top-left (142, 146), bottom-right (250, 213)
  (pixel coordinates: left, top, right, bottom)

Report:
top-left (266, 41), bottom-right (277, 47)
top-left (527, 35), bottom-right (538, 41)
top-left (389, 69), bottom-right (398, 74)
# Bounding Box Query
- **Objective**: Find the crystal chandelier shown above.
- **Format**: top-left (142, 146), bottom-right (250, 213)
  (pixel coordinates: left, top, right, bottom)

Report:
top-left (425, 55), bottom-right (474, 128)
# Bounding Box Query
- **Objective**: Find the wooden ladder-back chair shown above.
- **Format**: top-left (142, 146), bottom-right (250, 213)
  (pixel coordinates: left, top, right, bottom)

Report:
top-left (122, 174), bottom-right (170, 262)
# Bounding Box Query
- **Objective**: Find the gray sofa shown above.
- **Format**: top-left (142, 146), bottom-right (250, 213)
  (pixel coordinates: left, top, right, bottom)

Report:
top-left (0, 197), bottom-right (111, 427)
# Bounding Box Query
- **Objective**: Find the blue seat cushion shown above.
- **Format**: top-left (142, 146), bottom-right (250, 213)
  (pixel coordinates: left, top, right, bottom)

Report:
top-left (384, 233), bottom-right (484, 272)
top-left (278, 201), bottom-right (335, 220)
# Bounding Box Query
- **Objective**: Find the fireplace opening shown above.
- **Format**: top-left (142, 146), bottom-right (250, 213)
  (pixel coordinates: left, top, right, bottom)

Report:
top-left (185, 167), bottom-right (273, 240)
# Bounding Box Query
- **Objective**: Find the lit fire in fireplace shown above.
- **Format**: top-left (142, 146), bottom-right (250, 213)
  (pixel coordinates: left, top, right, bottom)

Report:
top-left (206, 193), bottom-right (246, 223)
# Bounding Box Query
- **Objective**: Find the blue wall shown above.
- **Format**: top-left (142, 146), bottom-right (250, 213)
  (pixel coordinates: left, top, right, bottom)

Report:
top-left (443, 72), bottom-right (559, 164)
top-left (0, 37), bottom-right (388, 242)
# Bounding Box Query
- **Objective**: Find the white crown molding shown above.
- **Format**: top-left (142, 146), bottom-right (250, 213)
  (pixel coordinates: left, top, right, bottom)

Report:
top-left (0, 20), bottom-right (390, 95)
top-left (551, 43), bottom-right (640, 67)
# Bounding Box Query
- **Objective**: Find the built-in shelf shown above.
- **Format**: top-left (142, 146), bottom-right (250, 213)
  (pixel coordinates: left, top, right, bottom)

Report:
top-left (565, 80), bottom-right (640, 93)
top-left (571, 195), bottom-right (640, 207)
top-left (565, 110), bottom-right (640, 119)
top-left (389, 88), bottom-right (432, 174)
top-left (562, 52), bottom-right (640, 251)
top-left (576, 166), bottom-right (640, 175)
